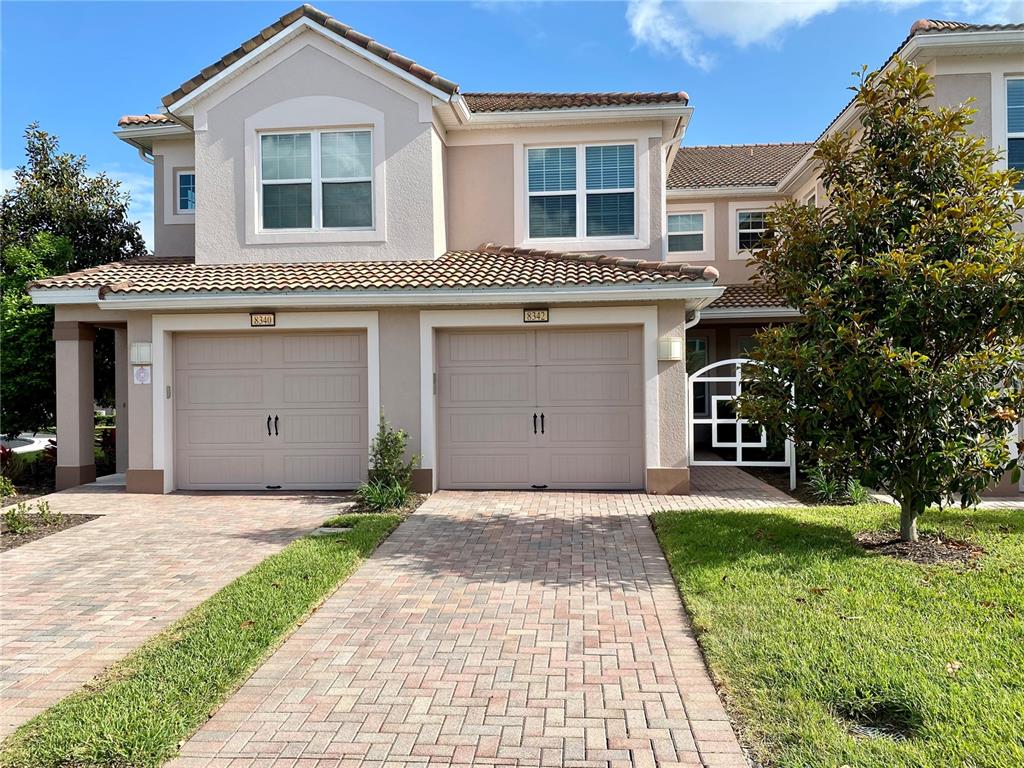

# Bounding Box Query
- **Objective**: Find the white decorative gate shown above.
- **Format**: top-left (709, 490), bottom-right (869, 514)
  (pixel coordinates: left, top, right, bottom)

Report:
top-left (687, 358), bottom-right (796, 489)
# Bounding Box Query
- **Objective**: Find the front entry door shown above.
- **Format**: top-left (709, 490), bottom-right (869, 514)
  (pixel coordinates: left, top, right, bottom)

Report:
top-left (436, 327), bottom-right (644, 490)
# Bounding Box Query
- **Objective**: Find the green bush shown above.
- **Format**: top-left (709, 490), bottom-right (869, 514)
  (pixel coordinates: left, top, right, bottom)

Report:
top-left (807, 464), bottom-right (844, 503)
top-left (0, 475), bottom-right (15, 500)
top-left (366, 414), bottom-right (418, 489)
top-left (356, 479), bottom-right (410, 513)
top-left (36, 499), bottom-right (61, 526)
top-left (846, 478), bottom-right (871, 504)
top-left (3, 502), bottom-right (33, 534)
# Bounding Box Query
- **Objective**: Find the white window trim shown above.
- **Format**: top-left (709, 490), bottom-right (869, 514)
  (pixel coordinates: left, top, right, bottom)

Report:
top-left (243, 95), bottom-right (387, 246)
top-left (802, 189), bottom-right (817, 208)
top-left (728, 200), bottom-right (776, 260)
top-left (666, 202), bottom-right (715, 261)
top-left (258, 128), bottom-right (374, 233)
top-left (174, 169), bottom-right (196, 216)
top-left (1006, 76), bottom-right (1024, 182)
top-left (524, 141), bottom-right (639, 245)
top-left (150, 311), bottom-right (380, 494)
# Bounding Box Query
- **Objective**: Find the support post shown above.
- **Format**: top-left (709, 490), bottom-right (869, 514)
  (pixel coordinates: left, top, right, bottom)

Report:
top-left (53, 321), bottom-right (96, 489)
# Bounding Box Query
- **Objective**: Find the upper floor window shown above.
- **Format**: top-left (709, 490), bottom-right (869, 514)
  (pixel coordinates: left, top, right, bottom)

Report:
top-left (736, 210), bottom-right (767, 251)
top-left (259, 129), bottom-right (372, 231)
top-left (176, 170), bottom-right (195, 214)
top-left (1008, 79), bottom-right (1024, 189)
top-left (527, 143), bottom-right (636, 240)
top-left (668, 213), bottom-right (704, 253)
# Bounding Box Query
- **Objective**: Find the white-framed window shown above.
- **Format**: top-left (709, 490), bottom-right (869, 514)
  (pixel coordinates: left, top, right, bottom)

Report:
top-left (668, 213), bottom-right (704, 253)
top-left (259, 128), bottom-right (372, 232)
top-left (1008, 78), bottom-right (1024, 189)
top-left (527, 143), bottom-right (636, 240)
top-left (803, 190), bottom-right (817, 208)
top-left (175, 170), bottom-right (196, 214)
top-left (737, 210), bottom-right (767, 250)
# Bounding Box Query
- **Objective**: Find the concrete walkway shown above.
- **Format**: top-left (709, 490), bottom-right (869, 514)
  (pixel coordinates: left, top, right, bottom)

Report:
top-left (172, 490), bottom-right (762, 768)
top-left (0, 485), bottom-right (340, 736)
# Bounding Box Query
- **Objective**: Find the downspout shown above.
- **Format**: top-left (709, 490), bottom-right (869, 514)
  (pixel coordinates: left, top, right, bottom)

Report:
top-left (136, 147), bottom-right (154, 165)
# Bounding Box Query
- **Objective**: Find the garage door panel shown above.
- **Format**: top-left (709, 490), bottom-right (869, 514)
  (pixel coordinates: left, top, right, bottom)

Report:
top-left (176, 453), bottom-right (268, 489)
top-left (282, 370), bottom-right (365, 406)
top-left (283, 453), bottom-right (364, 488)
top-left (542, 406), bottom-right (643, 446)
top-left (546, 450), bottom-right (643, 489)
top-left (179, 411), bottom-right (272, 446)
top-left (180, 335), bottom-right (265, 369)
top-left (536, 328), bottom-right (641, 365)
top-left (280, 411), bottom-right (366, 446)
top-left (439, 330), bottom-right (534, 367)
top-left (439, 369), bottom-right (536, 407)
top-left (283, 334), bottom-right (365, 366)
top-left (177, 371), bottom-right (265, 408)
top-left (439, 451), bottom-right (534, 489)
top-left (537, 365), bottom-right (643, 407)
top-left (440, 410), bottom-right (535, 446)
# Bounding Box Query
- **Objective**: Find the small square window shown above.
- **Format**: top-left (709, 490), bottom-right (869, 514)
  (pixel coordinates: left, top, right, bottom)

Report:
top-left (668, 212), bottom-right (704, 253)
top-left (737, 210), bottom-right (767, 251)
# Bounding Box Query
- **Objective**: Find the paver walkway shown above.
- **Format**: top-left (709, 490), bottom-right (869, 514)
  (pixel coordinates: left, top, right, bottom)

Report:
top-left (174, 490), bottom-right (760, 768)
top-left (0, 485), bottom-right (337, 735)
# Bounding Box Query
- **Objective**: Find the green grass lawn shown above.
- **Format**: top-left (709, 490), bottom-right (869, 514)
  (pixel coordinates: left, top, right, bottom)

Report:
top-left (652, 504), bottom-right (1024, 768)
top-left (0, 513), bottom-right (401, 768)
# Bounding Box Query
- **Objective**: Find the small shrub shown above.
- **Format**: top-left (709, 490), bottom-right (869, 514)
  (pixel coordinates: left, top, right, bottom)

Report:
top-left (1, 445), bottom-right (27, 484)
top-left (807, 464), bottom-right (844, 503)
top-left (36, 499), bottom-right (62, 526)
top-left (356, 479), bottom-right (410, 513)
top-left (847, 478), bottom-right (871, 505)
top-left (367, 415), bottom-right (418, 489)
top-left (0, 474), bottom-right (15, 500)
top-left (3, 502), bottom-right (33, 534)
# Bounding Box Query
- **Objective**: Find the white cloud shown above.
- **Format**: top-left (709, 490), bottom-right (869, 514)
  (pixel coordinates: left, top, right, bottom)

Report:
top-left (627, 0), bottom-right (1023, 67)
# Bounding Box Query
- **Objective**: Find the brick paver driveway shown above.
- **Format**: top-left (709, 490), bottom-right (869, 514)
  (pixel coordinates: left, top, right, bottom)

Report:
top-left (0, 486), bottom-right (337, 736)
top-left (175, 490), bottom-right (755, 767)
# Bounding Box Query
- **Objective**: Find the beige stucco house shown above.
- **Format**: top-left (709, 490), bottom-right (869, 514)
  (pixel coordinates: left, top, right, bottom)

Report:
top-left (32, 7), bottom-right (1024, 496)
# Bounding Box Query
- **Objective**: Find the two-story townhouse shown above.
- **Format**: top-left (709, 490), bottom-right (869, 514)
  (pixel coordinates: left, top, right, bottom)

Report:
top-left (668, 18), bottom-right (1023, 494)
top-left (31, 4), bottom-right (723, 495)
top-left (31, 7), bottom-right (1023, 497)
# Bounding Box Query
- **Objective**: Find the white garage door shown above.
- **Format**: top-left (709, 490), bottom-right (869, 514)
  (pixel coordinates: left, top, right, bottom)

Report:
top-left (437, 327), bottom-right (644, 490)
top-left (174, 332), bottom-right (368, 490)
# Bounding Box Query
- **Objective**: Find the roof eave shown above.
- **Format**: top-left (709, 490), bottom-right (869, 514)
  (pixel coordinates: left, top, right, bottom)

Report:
top-left (667, 184), bottom-right (781, 199)
top-left (31, 282), bottom-right (724, 310)
top-left (455, 103), bottom-right (693, 129)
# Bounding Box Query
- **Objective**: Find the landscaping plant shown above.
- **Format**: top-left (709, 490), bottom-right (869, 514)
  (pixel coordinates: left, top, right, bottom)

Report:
top-left (738, 60), bottom-right (1024, 541)
top-left (3, 503), bottom-right (33, 534)
top-left (356, 414), bottom-right (419, 512)
top-left (0, 475), bottom-right (15, 501)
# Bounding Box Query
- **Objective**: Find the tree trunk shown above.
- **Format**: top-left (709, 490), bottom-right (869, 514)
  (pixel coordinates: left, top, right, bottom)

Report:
top-left (899, 499), bottom-right (920, 543)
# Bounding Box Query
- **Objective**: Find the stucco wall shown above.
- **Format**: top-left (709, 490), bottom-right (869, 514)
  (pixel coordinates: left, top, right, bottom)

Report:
top-left (152, 140), bottom-right (196, 257)
top-left (658, 301), bottom-right (688, 468)
top-left (933, 72), bottom-right (993, 145)
top-left (191, 31), bottom-right (441, 264)
top-left (446, 143), bottom-right (516, 249)
top-left (377, 308), bottom-right (422, 457)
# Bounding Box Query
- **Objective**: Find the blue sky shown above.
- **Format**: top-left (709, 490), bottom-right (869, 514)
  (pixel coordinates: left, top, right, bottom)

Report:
top-left (3, 0), bottom-right (1021, 248)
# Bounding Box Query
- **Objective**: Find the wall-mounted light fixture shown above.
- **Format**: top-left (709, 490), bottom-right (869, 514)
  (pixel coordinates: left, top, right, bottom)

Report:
top-left (129, 342), bottom-right (152, 365)
top-left (657, 336), bottom-right (684, 361)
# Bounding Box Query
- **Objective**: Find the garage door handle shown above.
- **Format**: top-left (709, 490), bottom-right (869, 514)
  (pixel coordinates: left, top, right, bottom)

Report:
top-left (533, 413), bottom-right (538, 434)
top-left (274, 415), bottom-right (279, 436)
top-left (540, 413), bottom-right (545, 434)
top-left (267, 415), bottom-right (272, 436)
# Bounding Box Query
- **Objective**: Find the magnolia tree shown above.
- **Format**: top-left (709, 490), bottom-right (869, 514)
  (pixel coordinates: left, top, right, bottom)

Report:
top-left (737, 60), bottom-right (1024, 542)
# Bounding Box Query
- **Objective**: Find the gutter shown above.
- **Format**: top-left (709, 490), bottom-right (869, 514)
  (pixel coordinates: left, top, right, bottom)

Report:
top-left (30, 283), bottom-right (725, 311)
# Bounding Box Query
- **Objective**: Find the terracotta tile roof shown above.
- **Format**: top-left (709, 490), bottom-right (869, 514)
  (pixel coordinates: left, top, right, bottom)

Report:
top-left (462, 92), bottom-right (688, 113)
top-left (667, 143), bottom-right (813, 189)
top-left (707, 284), bottom-right (791, 311)
top-left (29, 245), bottom-right (718, 298)
top-left (161, 4), bottom-right (459, 108)
top-left (118, 114), bottom-right (175, 127)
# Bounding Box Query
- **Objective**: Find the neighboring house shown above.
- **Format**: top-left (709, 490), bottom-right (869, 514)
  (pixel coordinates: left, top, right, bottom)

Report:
top-left (30, 6), bottom-right (1023, 496)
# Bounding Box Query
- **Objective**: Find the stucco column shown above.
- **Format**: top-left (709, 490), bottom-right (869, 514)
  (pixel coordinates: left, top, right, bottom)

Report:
top-left (53, 321), bottom-right (96, 489)
top-left (647, 301), bottom-right (690, 494)
top-left (114, 327), bottom-right (130, 474)
top-left (125, 313), bottom-right (162, 493)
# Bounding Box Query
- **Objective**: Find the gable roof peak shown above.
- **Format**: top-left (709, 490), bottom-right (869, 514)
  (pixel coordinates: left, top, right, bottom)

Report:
top-left (161, 3), bottom-right (459, 109)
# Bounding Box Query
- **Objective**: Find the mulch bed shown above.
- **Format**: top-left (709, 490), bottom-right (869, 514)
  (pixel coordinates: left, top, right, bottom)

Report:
top-left (1, 513), bottom-right (101, 552)
top-left (855, 529), bottom-right (985, 566)
top-left (743, 467), bottom-right (823, 505)
top-left (350, 493), bottom-right (428, 516)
